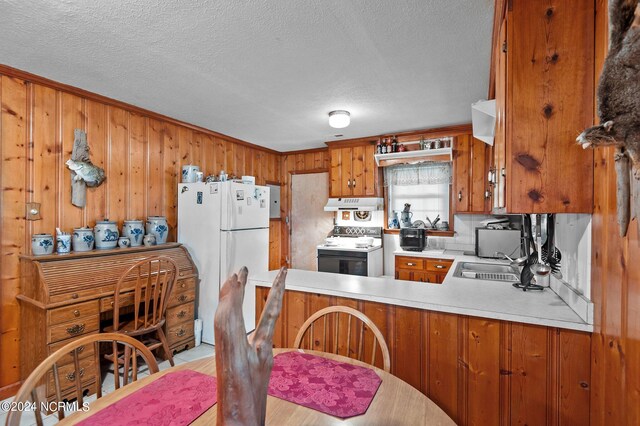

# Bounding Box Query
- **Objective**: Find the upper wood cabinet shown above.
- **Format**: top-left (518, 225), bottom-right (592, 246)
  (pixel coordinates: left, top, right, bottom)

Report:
top-left (329, 143), bottom-right (380, 197)
top-left (492, 0), bottom-right (594, 213)
top-left (453, 134), bottom-right (492, 214)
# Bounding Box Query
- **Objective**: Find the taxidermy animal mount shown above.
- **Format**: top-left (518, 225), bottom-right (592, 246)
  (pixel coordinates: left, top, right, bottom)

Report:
top-left (577, 0), bottom-right (640, 237)
top-left (214, 267), bottom-right (287, 425)
top-left (65, 159), bottom-right (106, 187)
top-left (66, 129), bottom-right (106, 208)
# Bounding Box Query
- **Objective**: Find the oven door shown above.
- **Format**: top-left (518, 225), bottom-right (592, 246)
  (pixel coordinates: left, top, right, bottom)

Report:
top-left (317, 249), bottom-right (368, 276)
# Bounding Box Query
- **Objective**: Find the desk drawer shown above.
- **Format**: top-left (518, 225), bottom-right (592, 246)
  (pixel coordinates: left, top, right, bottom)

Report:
top-left (167, 288), bottom-right (195, 308)
top-left (167, 322), bottom-right (194, 346)
top-left (172, 278), bottom-right (196, 294)
top-left (48, 316), bottom-right (99, 344)
top-left (48, 332), bottom-right (97, 366)
top-left (425, 259), bottom-right (453, 273)
top-left (166, 302), bottom-right (194, 325)
top-left (395, 256), bottom-right (425, 271)
top-left (48, 301), bottom-right (99, 325)
top-left (46, 356), bottom-right (96, 397)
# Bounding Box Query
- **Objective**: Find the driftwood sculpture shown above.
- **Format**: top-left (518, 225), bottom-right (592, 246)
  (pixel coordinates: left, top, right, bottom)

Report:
top-left (577, 0), bottom-right (640, 237)
top-left (214, 267), bottom-right (287, 425)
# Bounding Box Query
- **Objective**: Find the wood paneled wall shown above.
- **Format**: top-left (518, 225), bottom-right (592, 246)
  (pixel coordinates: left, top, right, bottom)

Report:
top-left (590, 1), bottom-right (640, 424)
top-left (256, 288), bottom-right (592, 425)
top-left (0, 69), bottom-right (281, 397)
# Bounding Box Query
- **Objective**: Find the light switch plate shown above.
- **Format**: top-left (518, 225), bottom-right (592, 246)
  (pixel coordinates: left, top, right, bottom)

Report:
top-left (26, 202), bottom-right (41, 220)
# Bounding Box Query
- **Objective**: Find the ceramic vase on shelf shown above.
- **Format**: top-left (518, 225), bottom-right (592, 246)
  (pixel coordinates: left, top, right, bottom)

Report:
top-left (143, 234), bottom-right (156, 247)
top-left (118, 237), bottom-right (131, 248)
top-left (56, 234), bottom-right (71, 254)
top-left (94, 220), bottom-right (119, 250)
top-left (72, 228), bottom-right (94, 252)
top-left (146, 216), bottom-right (168, 244)
top-left (32, 234), bottom-right (54, 255)
top-left (123, 220), bottom-right (145, 247)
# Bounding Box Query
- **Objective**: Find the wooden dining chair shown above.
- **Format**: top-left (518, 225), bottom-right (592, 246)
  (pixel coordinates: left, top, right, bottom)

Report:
top-left (103, 256), bottom-right (178, 385)
top-left (293, 306), bottom-right (391, 372)
top-left (5, 333), bottom-right (158, 426)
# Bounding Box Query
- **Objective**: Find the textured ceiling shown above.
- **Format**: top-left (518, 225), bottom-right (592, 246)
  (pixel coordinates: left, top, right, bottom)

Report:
top-left (0, 0), bottom-right (493, 151)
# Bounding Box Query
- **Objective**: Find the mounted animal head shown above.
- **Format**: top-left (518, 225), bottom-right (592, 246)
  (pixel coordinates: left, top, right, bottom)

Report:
top-left (576, 121), bottom-right (622, 149)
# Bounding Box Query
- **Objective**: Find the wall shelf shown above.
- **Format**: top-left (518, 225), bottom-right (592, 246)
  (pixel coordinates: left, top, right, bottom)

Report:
top-left (374, 147), bottom-right (453, 167)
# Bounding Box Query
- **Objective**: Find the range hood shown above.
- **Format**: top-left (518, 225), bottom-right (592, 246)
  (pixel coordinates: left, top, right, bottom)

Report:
top-left (324, 198), bottom-right (384, 211)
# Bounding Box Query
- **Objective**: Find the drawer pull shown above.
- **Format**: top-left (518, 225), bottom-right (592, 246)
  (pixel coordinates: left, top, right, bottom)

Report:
top-left (66, 324), bottom-right (85, 336)
top-left (76, 346), bottom-right (85, 354)
top-left (180, 282), bottom-right (186, 288)
top-left (407, 263), bottom-right (415, 266)
top-left (435, 265), bottom-right (446, 269)
top-left (66, 368), bottom-right (85, 382)
top-left (73, 310), bottom-right (80, 317)
top-left (71, 293), bottom-right (79, 299)
top-left (176, 329), bottom-right (186, 337)
top-left (177, 310), bottom-right (187, 319)
top-left (178, 295), bottom-right (187, 303)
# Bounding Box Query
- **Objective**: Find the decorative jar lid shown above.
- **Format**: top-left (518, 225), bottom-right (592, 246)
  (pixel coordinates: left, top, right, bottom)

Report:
top-left (96, 220), bottom-right (116, 225)
top-left (124, 219), bottom-right (143, 223)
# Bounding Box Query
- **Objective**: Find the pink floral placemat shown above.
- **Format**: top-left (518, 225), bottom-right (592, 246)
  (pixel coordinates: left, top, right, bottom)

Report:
top-left (268, 351), bottom-right (382, 419)
top-left (77, 369), bottom-right (216, 426)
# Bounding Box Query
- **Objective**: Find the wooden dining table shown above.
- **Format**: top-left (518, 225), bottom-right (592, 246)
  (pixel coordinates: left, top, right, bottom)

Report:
top-left (60, 349), bottom-right (454, 425)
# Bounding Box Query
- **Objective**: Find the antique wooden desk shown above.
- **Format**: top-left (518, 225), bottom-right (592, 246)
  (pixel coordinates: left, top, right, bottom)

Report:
top-left (17, 243), bottom-right (198, 403)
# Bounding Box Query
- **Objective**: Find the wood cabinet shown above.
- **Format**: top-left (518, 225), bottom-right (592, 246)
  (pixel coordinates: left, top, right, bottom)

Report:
top-left (256, 287), bottom-right (592, 426)
top-left (18, 243), bottom-right (198, 402)
top-left (491, 0), bottom-right (594, 213)
top-left (395, 256), bottom-right (452, 284)
top-left (329, 143), bottom-right (380, 197)
top-left (453, 134), bottom-right (492, 214)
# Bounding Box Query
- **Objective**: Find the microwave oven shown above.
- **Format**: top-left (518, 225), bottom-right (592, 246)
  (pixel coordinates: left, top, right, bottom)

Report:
top-left (399, 228), bottom-right (426, 252)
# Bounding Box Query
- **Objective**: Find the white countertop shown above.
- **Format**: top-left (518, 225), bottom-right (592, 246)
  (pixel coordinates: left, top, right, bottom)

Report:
top-left (251, 257), bottom-right (593, 332)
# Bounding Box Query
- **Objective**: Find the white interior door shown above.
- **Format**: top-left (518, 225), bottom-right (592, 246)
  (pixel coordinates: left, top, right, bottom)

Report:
top-left (290, 173), bottom-right (333, 270)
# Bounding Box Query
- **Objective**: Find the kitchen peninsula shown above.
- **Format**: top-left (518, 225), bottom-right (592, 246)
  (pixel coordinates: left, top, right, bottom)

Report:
top-left (252, 259), bottom-right (593, 425)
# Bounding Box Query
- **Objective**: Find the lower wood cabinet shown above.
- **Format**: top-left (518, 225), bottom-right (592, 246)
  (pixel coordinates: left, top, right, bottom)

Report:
top-left (395, 256), bottom-right (453, 284)
top-left (256, 287), bottom-right (591, 426)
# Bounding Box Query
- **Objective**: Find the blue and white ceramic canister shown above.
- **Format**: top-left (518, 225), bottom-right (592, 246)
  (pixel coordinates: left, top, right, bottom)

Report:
top-left (146, 216), bottom-right (169, 244)
top-left (72, 228), bottom-right (94, 252)
top-left (118, 237), bottom-right (131, 248)
top-left (32, 233), bottom-right (54, 255)
top-left (94, 220), bottom-right (119, 250)
top-left (123, 220), bottom-right (145, 247)
top-left (56, 234), bottom-right (71, 254)
top-left (181, 165), bottom-right (200, 183)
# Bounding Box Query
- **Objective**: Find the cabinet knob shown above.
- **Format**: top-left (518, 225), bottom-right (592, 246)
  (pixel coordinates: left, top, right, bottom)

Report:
top-left (485, 190), bottom-right (492, 199)
top-left (177, 310), bottom-right (187, 319)
top-left (458, 191), bottom-right (463, 201)
top-left (180, 282), bottom-right (186, 288)
top-left (176, 329), bottom-right (186, 337)
top-left (347, 179), bottom-right (351, 188)
top-left (178, 295), bottom-right (187, 303)
top-left (71, 293), bottom-right (79, 299)
top-left (73, 309), bottom-right (80, 317)
top-left (435, 265), bottom-right (445, 269)
top-left (352, 179), bottom-right (356, 188)
top-left (407, 263), bottom-right (415, 266)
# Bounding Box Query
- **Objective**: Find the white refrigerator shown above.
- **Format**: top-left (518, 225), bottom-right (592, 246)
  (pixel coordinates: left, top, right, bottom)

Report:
top-left (177, 181), bottom-right (270, 344)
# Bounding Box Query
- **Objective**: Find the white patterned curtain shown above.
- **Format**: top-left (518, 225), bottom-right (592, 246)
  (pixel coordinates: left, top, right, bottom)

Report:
top-left (384, 162), bottom-right (452, 187)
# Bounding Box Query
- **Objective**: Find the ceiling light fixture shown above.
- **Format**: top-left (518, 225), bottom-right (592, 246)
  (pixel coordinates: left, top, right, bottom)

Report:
top-left (328, 110), bottom-right (350, 128)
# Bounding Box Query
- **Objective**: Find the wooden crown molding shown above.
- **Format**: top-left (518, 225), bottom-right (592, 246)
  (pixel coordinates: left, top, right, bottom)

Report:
top-left (0, 64), bottom-right (280, 155)
top-left (281, 146), bottom-right (328, 155)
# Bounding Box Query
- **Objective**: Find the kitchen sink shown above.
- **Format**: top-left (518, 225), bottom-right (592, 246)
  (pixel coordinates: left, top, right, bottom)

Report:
top-left (453, 262), bottom-right (520, 283)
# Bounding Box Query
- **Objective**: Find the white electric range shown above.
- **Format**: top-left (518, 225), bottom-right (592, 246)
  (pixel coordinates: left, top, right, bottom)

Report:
top-left (316, 226), bottom-right (383, 277)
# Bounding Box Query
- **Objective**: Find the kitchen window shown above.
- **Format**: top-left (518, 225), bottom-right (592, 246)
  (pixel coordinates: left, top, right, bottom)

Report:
top-left (385, 162), bottom-right (452, 230)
